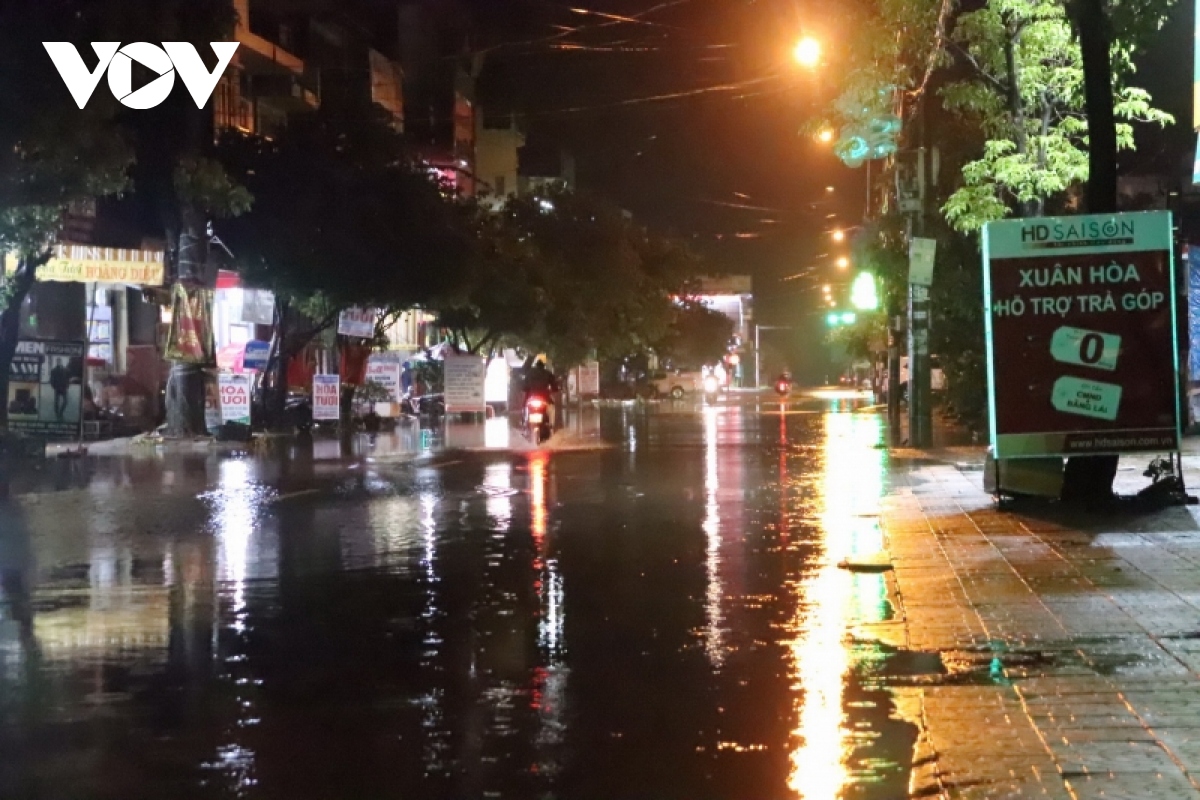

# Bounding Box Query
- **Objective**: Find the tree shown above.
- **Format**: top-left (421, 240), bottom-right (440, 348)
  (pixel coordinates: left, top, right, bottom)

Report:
top-left (655, 301), bottom-right (734, 369)
top-left (218, 102), bottom-right (474, 425)
top-left (0, 3), bottom-right (132, 433)
top-left (433, 191), bottom-right (705, 376)
top-left (940, 0), bottom-right (1172, 232)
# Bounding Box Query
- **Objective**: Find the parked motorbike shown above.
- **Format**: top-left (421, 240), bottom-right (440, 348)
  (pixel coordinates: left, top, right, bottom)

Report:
top-left (402, 391), bottom-right (445, 419)
top-left (285, 392), bottom-right (314, 432)
top-left (524, 392), bottom-right (553, 444)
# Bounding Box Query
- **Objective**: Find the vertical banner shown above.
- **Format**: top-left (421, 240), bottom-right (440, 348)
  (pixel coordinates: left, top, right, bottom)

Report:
top-left (218, 372), bottom-right (252, 425)
top-left (6, 340), bottom-right (85, 438)
top-left (204, 372), bottom-right (222, 432)
top-left (313, 374), bottom-right (341, 421)
top-left (983, 211), bottom-right (1180, 457)
top-left (165, 284), bottom-right (215, 365)
top-left (443, 353), bottom-right (486, 414)
top-left (579, 360), bottom-right (601, 395)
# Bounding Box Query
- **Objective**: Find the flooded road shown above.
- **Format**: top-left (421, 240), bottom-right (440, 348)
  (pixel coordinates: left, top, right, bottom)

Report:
top-left (0, 396), bottom-right (919, 799)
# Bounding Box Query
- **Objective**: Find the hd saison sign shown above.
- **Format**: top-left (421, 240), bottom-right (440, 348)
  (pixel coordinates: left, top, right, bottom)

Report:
top-left (982, 211), bottom-right (1180, 458)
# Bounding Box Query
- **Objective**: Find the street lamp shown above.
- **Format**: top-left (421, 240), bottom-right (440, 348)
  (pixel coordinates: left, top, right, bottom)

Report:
top-left (836, 256), bottom-right (850, 269)
top-left (817, 129), bottom-right (834, 144)
top-left (831, 229), bottom-right (845, 242)
top-left (793, 37), bottom-right (821, 68)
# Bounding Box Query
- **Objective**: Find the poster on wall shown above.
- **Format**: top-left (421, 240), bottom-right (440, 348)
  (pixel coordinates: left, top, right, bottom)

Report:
top-left (6, 340), bottom-right (85, 438)
top-left (983, 211), bottom-right (1180, 457)
top-left (218, 372), bottom-right (252, 425)
top-left (313, 374), bottom-right (341, 420)
top-left (443, 353), bottom-right (486, 414)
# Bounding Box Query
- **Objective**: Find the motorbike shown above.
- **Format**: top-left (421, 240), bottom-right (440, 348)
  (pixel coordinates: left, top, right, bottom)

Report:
top-left (775, 377), bottom-right (791, 397)
top-left (402, 391), bottom-right (445, 419)
top-left (285, 392), bottom-right (314, 432)
top-left (524, 392), bottom-right (553, 444)
top-left (702, 374), bottom-right (721, 403)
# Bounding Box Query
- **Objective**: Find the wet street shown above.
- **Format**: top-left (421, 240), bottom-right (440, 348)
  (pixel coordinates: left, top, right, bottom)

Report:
top-left (0, 395), bottom-right (920, 800)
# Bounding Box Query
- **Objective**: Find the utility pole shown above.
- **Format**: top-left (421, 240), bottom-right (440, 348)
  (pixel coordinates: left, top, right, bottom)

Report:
top-left (907, 104), bottom-right (933, 448)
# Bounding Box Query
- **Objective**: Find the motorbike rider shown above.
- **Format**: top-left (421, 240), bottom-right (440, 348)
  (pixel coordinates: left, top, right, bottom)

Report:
top-left (523, 360), bottom-right (558, 423)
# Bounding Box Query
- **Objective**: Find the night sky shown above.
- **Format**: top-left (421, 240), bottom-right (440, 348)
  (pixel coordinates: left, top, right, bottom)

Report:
top-left (212, 0), bottom-right (1200, 376)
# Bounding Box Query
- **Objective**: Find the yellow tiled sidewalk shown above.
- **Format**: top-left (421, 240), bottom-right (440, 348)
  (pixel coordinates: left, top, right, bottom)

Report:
top-left (882, 451), bottom-right (1200, 798)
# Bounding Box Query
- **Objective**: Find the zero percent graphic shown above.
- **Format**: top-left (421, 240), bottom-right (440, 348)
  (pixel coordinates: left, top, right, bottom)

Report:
top-left (1050, 326), bottom-right (1121, 371)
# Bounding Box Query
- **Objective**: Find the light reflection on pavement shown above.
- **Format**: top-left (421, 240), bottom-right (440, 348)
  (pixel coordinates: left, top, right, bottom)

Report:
top-left (0, 393), bottom-right (919, 799)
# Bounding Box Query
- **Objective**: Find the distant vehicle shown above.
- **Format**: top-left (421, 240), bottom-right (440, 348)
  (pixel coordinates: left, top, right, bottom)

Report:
top-left (899, 355), bottom-right (946, 398)
top-left (650, 368), bottom-right (703, 399)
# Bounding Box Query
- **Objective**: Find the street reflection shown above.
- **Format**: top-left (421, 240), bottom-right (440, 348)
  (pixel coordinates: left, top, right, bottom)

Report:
top-left (703, 406), bottom-right (725, 668)
top-left (788, 412), bottom-right (887, 798)
top-left (528, 451), bottom-right (567, 777)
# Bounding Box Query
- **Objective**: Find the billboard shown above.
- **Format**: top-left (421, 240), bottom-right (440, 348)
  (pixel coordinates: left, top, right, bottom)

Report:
top-left (6, 340), bottom-right (85, 438)
top-left (313, 374), bottom-right (340, 421)
top-left (338, 307), bottom-right (376, 339)
top-left (983, 211), bottom-right (1180, 457)
top-left (218, 372), bottom-right (252, 425)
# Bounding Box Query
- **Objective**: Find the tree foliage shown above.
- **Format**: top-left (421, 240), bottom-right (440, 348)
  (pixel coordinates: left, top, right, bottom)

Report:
top-left (940, 0), bottom-right (1173, 231)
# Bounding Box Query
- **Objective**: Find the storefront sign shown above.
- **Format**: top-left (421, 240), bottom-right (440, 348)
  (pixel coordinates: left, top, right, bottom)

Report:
top-left (983, 211), bottom-right (1180, 457)
top-left (313, 374), bottom-right (341, 420)
top-left (365, 356), bottom-right (402, 402)
top-left (5, 340), bottom-right (85, 439)
top-left (337, 308), bottom-right (376, 339)
top-left (218, 372), bottom-right (252, 425)
top-left (242, 340), bottom-right (271, 372)
top-left (443, 353), bottom-right (486, 414)
top-left (5, 245), bottom-right (165, 286)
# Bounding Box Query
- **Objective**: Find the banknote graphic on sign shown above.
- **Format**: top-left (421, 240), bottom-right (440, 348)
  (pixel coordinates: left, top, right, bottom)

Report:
top-left (983, 211), bottom-right (1180, 457)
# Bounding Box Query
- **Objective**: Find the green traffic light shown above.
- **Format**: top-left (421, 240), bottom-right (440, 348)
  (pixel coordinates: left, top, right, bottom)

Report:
top-left (841, 311), bottom-right (856, 324)
top-left (826, 312), bottom-right (839, 326)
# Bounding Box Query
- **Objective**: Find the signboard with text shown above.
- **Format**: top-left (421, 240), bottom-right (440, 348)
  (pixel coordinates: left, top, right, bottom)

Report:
top-left (313, 374), bottom-right (341, 421)
top-left (578, 360), bottom-right (600, 396)
top-left (443, 354), bottom-right (486, 414)
top-left (6, 340), bottom-right (85, 438)
top-left (365, 355), bottom-right (402, 402)
top-left (338, 307), bottom-right (376, 339)
top-left (218, 372), bottom-right (252, 425)
top-left (983, 211), bottom-right (1180, 458)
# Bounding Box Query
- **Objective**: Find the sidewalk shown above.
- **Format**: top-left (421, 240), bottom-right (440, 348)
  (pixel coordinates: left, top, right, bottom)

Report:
top-left (881, 447), bottom-right (1200, 798)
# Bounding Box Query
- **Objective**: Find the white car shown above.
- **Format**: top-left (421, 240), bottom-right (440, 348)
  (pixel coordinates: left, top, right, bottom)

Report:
top-left (650, 369), bottom-right (703, 399)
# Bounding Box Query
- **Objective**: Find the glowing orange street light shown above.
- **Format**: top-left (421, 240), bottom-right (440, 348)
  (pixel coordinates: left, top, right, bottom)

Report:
top-left (793, 37), bottom-right (821, 68)
top-left (817, 129), bottom-right (834, 144)
top-left (836, 256), bottom-right (850, 269)
top-left (831, 229), bottom-right (845, 242)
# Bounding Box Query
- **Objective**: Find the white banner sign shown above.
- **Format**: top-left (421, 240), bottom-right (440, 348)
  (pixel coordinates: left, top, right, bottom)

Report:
top-left (443, 353), bottom-right (486, 414)
top-left (909, 237), bottom-right (937, 286)
top-left (313, 374), bottom-right (341, 420)
top-left (365, 356), bottom-right (402, 402)
top-left (338, 307), bottom-right (376, 338)
top-left (579, 360), bottom-right (600, 395)
top-left (218, 372), bottom-right (252, 425)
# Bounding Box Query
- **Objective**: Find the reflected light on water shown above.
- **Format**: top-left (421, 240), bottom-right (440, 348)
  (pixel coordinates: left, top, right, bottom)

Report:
top-left (788, 413), bottom-right (886, 798)
top-left (528, 451), bottom-right (567, 776)
top-left (702, 406), bottom-right (724, 668)
top-left (205, 458), bottom-right (273, 795)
